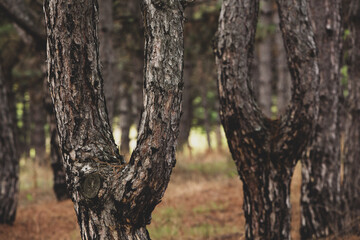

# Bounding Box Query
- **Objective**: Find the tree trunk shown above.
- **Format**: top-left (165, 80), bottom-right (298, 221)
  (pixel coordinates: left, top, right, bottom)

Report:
top-left (44, 0), bottom-right (184, 238)
top-left (178, 64), bottom-right (193, 150)
top-left (44, 79), bottom-right (69, 201)
top-left (343, 0), bottom-right (360, 234)
top-left (300, 0), bottom-right (342, 238)
top-left (99, 0), bottom-right (115, 124)
top-left (0, 0), bottom-right (46, 46)
top-left (258, 0), bottom-right (273, 117)
top-left (119, 75), bottom-right (132, 156)
top-left (29, 87), bottom-right (47, 165)
top-left (0, 64), bottom-right (19, 224)
top-left (215, 0), bottom-right (319, 239)
top-left (200, 61), bottom-right (212, 150)
top-left (273, 2), bottom-right (291, 115)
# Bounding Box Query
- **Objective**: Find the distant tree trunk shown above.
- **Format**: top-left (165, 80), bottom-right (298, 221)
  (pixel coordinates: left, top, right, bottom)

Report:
top-left (343, 0), bottom-right (360, 234)
top-left (258, 0), bottom-right (273, 117)
top-left (99, 0), bottom-right (115, 124)
top-left (44, 0), bottom-right (184, 238)
top-left (200, 62), bottom-right (212, 149)
top-left (29, 87), bottom-right (46, 165)
top-left (21, 95), bottom-right (30, 157)
top-left (215, 0), bottom-right (319, 239)
top-left (44, 80), bottom-right (69, 201)
top-left (0, 65), bottom-right (19, 224)
top-left (300, 0), bottom-right (342, 238)
top-left (119, 73), bottom-right (132, 156)
top-left (178, 64), bottom-right (193, 150)
top-left (273, 3), bottom-right (291, 115)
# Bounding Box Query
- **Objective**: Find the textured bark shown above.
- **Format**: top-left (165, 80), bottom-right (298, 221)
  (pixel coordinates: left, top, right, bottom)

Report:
top-left (215, 0), bottom-right (319, 239)
top-left (301, 0), bottom-right (342, 238)
top-left (29, 88), bottom-right (47, 165)
top-left (99, 0), bottom-right (115, 123)
top-left (0, 65), bottom-right (19, 224)
top-left (44, 80), bottom-right (69, 201)
top-left (343, 0), bottom-right (360, 234)
top-left (44, 0), bottom-right (184, 239)
top-left (258, 0), bottom-right (273, 117)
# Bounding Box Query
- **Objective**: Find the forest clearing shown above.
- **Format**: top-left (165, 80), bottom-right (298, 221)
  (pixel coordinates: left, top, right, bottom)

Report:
top-left (0, 150), bottom-right (301, 239)
top-left (1, 149), bottom-right (359, 239)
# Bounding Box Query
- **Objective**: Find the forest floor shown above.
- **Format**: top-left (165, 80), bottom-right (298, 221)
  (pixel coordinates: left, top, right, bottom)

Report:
top-left (0, 150), bottom-right (359, 240)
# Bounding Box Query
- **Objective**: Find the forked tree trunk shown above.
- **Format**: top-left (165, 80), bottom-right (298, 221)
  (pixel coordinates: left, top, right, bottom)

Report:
top-left (44, 0), bottom-right (184, 238)
top-left (215, 0), bottom-right (319, 239)
top-left (0, 65), bottom-right (19, 224)
top-left (343, 0), bottom-right (360, 234)
top-left (301, 0), bottom-right (342, 238)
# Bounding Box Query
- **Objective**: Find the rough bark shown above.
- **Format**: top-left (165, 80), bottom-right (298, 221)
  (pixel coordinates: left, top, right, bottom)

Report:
top-left (44, 0), bottom-right (184, 239)
top-left (215, 0), bottom-right (319, 239)
top-left (99, 0), bottom-right (115, 124)
top-left (258, 0), bottom-right (273, 117)
top-left (343, 0), bottom-right (360, 234)
top-left (44, 79), bottom-right (69, 201)
top-left (0, 65), bottom-right (19, 224)
top-left (300, 0), bottom-right (342, 238)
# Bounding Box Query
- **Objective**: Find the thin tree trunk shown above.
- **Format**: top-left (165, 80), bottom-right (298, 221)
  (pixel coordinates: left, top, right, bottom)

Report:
top-left (273, 2), bottom-right (291, 115)
top-left (99, 0), bottom-right (115, 124)
top-left (44, 0), bottom-right (184, 238)
top-left (29, 88), bottom-right (46, 165)
top-left (258, 0), bottom-right (273, 117)
top-left (178, 64), bottom-right (193, 150)
top-left (0, 0), bottom-right (46, 46)
top-left (21, 95), bottom-right (30, 158)
top-left (44, 79), bottom-right (69, 201)
top-left (215, 0), bottom-right (319, 239)
top-left (343, 0), bottom-right (360, 234)
top-left (119, 74), bottom-right (132, 156)
top-left (200, 61), bottom-right (212, 149)
top-left (0, 64), bottom-right (19, 224)
top-left (300, 0), bottom-right (342, 238)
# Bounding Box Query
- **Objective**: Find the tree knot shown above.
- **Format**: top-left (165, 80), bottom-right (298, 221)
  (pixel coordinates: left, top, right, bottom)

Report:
top-left (80, 172), bottom-right (101, 199)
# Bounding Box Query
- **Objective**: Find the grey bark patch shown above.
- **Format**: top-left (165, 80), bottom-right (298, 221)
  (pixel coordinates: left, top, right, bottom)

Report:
top-left (81, 173), bottom-right (101, 199)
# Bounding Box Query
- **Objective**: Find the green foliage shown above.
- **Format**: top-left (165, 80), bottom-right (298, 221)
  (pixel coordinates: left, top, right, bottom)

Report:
top-left (26, 193), bottom-right (33, 202)
top-left (341, 65), bottom-right (349, 97)
top-left (344, 29), bottom-right (351, 40)
top-left (192, 201), bottom-right (225, 214)
top-left (256, 23), bottom-right (277, 41)
top-left (148, 207), bottom-right (183, 239)
top-left (176, 159), bottom-right (237, 178)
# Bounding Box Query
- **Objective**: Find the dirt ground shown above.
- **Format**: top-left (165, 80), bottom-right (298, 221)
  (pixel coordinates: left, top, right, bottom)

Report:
top-left (0, 151), bottom-right (358, 240)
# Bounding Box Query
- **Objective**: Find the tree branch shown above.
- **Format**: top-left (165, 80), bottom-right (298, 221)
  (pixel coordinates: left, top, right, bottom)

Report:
top-left (0, 0), bottom-right (46, 46)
